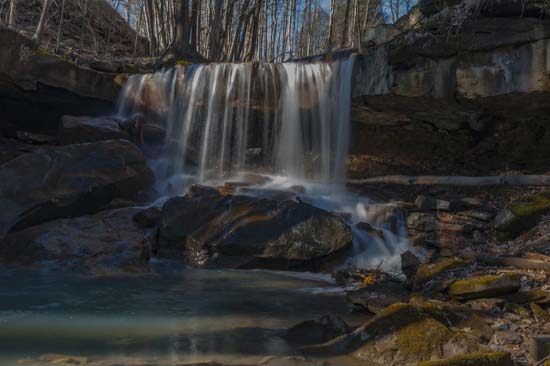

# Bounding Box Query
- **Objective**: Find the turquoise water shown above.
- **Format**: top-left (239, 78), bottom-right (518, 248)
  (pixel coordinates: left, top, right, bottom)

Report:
top-left (0, 262), bottom-right (364, 365)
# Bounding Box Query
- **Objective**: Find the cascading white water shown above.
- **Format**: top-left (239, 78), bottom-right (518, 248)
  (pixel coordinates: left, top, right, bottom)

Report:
top-left (116, 58), bottom-right (355, 186)
top-left (116, 57), bottom-right (412, 274)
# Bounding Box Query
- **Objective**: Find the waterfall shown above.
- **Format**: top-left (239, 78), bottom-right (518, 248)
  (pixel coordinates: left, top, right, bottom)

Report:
top-left (116, 58), bottom-right (356, 187)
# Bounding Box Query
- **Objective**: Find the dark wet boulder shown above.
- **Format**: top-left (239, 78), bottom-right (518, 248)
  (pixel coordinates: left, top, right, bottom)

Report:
top-left (346, 280), bottom-right (410, 314)
top-left (283, 315), bottom-right (350, 347)
top-left (0, 208), bottom-right (150, 275)
top-left (58, 115), bottom-right (129, 145)
top-left (449, 273), bottom-right (522, 300)
top-left (142, 123), bottom-right (167, 145)
top-left (0, 140), bottom-right (154, 238)
top-left (158, 185), bottom-right (353, 269)
top-left (401, 250), bottom-right (421, 279)
top-left (133, 206), bottom-right (162, 228)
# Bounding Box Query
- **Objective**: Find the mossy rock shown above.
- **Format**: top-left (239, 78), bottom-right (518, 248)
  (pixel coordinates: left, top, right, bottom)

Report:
top-left (176, 59), bottom-right (192, 67)
top-left (530, 303), bottom-right (550, 322)
top-left (496, 192), bottom-right (550, 240)
top-left (415, 300), bottom-right (493, 341)
top-left (351, 303), bottom-right (480, 365)
top-left (417, 351), bottom-right (514, 366)
top-left (506, 289), bottom-right (550, 305)
top-left (449, 274), bottom-right (521, 300)
top-left (414, 258), bottom-right (468, 289)
top-left (114, 73), bottom-right (129, 89)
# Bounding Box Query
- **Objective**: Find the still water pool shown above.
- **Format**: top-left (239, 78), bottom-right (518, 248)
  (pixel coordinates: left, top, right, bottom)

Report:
top-left (0, 261), bottom-right (367, 366)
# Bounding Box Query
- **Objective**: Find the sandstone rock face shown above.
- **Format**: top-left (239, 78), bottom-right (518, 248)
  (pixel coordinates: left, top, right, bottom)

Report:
top-left (349, 16), bottom-right (550, 178)
top-left (0, 28), bottom-right (118, 130)
top-left (58, 116), bottom-right (129, 145)
top-left (0, 208), bottom-right (150, 275)
top-left (406, 211), bottom-right (491, 252)
top-left (0, 140), bottom-right (154, 238)
top-left (159, 185), bottom-right (353, 269)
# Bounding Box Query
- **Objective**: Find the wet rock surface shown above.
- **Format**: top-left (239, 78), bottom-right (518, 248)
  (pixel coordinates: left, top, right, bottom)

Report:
top-left (158, 185), bottom-right (353, 269)
top-left (0, 139), bottom-right (154, 238)
top-left (283, 315), bottom-right (350, 348)
top-left (346, 280), bottom-right (410, 314)
top-left (58, 115), bottom-right (129, 145)
top-left (0, 208), bottom-right (150, 275)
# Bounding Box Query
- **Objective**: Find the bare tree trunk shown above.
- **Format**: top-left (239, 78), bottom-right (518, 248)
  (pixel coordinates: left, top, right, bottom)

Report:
top-left (33, 0), bottom-right (52, 45)
top-left (172, 0), bottom-right (194, 58)
top-left (8, 0), bottom-right (16, 28)
top-left (55, 0), bottom-right (66, 52)
top-left (341, 0), bottom-right (351, 48)
top-left (145, 0), bottom-right (157, 56)
top-left (207, 0), bottom-right (222, 60)
top-left (245, 0), bottom-right (262, 61)
top-left (326, 0), bottom-right (335, 52)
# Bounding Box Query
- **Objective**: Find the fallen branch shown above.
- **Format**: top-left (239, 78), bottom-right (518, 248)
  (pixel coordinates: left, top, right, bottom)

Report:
top-left (348, 175), bottom-right (550, 186)
top-left (476, 256), bottom-right (550, 271)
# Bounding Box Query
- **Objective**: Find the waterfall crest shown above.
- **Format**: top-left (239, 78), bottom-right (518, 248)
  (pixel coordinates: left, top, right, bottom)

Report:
top-left (116, 58), bottom-right (355, 186)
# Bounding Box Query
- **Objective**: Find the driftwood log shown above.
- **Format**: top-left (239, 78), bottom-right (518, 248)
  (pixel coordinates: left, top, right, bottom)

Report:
top-left (349, 175), bottom-right (550, 186)
top-left (475, 256), bottom-right (550, 271)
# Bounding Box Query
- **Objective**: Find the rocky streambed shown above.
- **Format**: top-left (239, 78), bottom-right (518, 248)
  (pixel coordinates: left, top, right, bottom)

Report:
top-left (0, 111), bottom-right (549, 366)
top-left (2, 2), bottom-right (550, 364)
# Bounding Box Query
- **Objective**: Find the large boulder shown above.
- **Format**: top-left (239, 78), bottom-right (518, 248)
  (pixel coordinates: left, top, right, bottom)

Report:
top-left (159, 185), bottom-right (353, 269)
top-left (0, 208), bottom-right (150, 275)
top-left (58, 115), bottom-right (128, 145)
top-left (0, 140), bottom-right (154, 237)
top-left (303, 302), bottom-right (487, 366)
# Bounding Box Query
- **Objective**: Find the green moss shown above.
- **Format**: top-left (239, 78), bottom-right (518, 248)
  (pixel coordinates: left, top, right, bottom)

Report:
top-left (511, 192), bottom-right (550, 217)
top-left (449, 273), bottom-right (521, 300)
top-left (530, 303), bottom-right (550, 322)
top-left (176, 59), bottom-right (192, 67)
top-left (114, 73), bottom-right (129, 89)
top-left (35, 48), bottom-right (79, 67)
top-left (417, 352), bottom-right (514, 366)
top-left (355, 302), bottom-right (481, 364)
top-left (507, 289), bottom-right (549, 305)
top-left (414, 258), bottom-right (468, 287)
top-left (396, 317), bottom-right (454, 359)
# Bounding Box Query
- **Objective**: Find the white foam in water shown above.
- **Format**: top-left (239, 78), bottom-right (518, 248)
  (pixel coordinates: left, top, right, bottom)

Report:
top-left (116, 58), bottom-right (412, 273)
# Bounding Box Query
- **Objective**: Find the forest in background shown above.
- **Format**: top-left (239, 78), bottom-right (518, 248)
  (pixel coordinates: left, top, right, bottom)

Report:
top-left (0, 0), bottom-right (417, 63)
